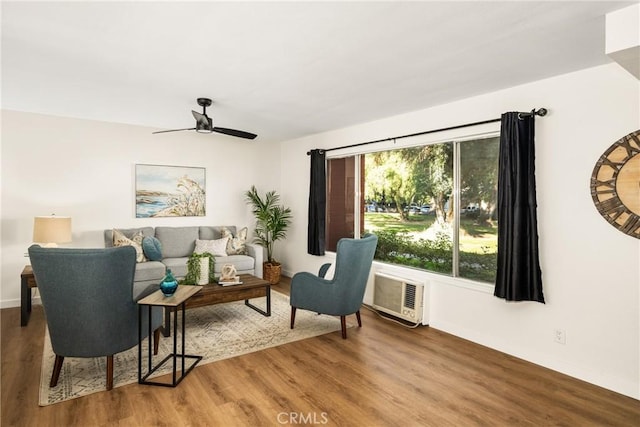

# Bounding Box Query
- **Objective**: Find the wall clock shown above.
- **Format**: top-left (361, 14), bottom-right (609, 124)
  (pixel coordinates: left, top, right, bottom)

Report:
top-left (590, 129), bottom-right (640, 239)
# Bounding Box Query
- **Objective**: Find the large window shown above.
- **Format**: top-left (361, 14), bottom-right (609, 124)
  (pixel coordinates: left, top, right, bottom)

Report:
top-left (326, 135), bottom-right (499, 283)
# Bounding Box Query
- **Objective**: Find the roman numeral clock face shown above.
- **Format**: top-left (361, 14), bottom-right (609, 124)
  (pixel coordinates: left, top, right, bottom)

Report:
top-left (591, 129), bottom-right (640, 239)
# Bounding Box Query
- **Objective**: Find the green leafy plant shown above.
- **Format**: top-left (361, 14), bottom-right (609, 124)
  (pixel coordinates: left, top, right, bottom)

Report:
top-left (181, 252), bottom-right (215, 285)
top-left (244, 185), bottom-right (292, 265)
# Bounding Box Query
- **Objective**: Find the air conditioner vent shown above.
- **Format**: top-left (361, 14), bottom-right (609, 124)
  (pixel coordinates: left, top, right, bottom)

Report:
top-left (373, 273), bottom-right (423, 323)
top-left (404, 283), bottom-right (416, 309)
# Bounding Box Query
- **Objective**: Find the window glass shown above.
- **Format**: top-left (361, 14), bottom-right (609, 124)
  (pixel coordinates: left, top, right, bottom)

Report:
top-left (459, 137), bottom-right (499, 282)
top-left (364, 143), bottom-right (453, 275)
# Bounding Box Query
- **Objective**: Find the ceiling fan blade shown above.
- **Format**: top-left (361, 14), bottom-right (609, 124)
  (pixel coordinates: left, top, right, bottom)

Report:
top-left (152, 128), bottom-right (196, 134)
top-left (192, 110), bottom-right (211, 127)
top-left (213, 127), bottom-right (257, 140)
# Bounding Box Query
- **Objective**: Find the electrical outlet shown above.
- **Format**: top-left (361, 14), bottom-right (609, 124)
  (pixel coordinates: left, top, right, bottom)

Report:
top-left (554, 329), bottom-right (566, 344)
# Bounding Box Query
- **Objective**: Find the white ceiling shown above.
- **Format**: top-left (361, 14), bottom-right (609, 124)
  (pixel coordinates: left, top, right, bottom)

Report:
top-left (1, 1), bottom-right (636, 143)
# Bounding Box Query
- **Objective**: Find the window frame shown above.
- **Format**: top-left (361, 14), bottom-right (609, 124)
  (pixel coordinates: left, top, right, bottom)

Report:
top-left (325, 128), bottom-right (500, 286)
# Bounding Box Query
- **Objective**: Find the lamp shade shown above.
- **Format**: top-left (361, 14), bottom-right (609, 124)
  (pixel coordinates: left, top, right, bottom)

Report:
top-left (33, 216), bottom-right (72, 245)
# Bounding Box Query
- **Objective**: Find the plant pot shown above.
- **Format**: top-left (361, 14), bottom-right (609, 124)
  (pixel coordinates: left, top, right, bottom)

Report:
top-left (197, 257), bottom-right (209, 285)
top-left (263, 262), bottom-right (281, 285)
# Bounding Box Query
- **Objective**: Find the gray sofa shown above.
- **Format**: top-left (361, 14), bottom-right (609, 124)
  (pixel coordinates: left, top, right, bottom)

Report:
top-left (104, 226), bottom-right (263, 298)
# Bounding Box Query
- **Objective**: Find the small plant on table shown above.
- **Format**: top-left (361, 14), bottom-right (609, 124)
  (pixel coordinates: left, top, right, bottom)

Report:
top-left (182, 252), bottom-right (215, 285)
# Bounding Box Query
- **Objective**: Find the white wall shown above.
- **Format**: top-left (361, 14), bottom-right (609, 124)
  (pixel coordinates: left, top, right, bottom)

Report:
top-left (0, 112), bottom-right (280, 306)
top-left (278, 63), bottom-right (640, 399)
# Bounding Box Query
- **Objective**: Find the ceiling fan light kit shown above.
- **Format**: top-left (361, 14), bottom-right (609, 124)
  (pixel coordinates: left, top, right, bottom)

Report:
top-left (153, 98), bottom-right (257, 140)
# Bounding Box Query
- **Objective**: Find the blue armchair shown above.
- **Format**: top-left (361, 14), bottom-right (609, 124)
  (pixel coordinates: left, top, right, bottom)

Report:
top-left (290, 234), bottom-right (378, 339)
top-left (28, 245), bottom-right (163, 390)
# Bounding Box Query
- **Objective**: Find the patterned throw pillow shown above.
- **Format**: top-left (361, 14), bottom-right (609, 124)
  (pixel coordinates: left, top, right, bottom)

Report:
top-left (194, 238), bottom-right (228, 257)
top-left (221, 227), bottom-right (248, 255)
top-left (142, 236), bottom-right (163, 261)
top-left (112, 229), bottom-right (147, 263)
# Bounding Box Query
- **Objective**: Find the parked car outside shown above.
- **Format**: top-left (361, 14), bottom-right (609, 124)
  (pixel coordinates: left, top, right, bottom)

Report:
top-left (462, 205), bottom-right (480, 215)
top-left (404, 204), bottom-right (420, 213)
top-left (420, 205), bottom-right (431, 214)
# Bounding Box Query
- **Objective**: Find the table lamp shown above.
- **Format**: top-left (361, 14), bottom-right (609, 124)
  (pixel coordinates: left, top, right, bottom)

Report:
top-left (33, 215), bottom-right (72, 247)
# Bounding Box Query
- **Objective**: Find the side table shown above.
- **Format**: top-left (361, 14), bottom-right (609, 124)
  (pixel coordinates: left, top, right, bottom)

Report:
top-left (137, 285), bottom-right (203, 387)
top-left (21, 265), bottom-right (37, 326)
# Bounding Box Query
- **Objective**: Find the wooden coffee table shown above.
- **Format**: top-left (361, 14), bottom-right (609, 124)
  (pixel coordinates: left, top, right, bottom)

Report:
top-left (162, 274), bottom-right (271, 337)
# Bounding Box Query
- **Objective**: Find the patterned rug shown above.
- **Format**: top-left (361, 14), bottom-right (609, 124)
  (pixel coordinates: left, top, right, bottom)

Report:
top-left (39, 291), bottom-right (345, 406)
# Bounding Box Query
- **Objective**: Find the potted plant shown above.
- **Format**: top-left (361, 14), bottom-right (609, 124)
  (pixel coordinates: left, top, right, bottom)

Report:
top-left (182, 252), bottom-right (215, 285)
top-left (244, 185), bottom-right (292, 284)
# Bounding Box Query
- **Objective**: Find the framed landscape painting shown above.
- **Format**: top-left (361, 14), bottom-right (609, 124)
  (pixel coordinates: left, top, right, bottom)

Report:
top-left (135, 164), bottom-right (206, 218)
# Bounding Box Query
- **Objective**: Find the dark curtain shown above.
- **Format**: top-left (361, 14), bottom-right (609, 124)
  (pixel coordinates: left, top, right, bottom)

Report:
top-left (494, 112), bottom-right (545, 303)
top-left (307, 149), bottom-right (326, 255)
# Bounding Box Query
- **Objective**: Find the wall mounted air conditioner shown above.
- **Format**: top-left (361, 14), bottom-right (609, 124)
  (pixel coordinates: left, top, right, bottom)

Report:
top-left (373, 272), bottom-right (424, 324)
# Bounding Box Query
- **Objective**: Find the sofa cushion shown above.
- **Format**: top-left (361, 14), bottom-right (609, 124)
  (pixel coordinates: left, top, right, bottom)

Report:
top-left (134, 260), bottom-right (165, 282)
top-left (112, 229), bottom-right (147, 263)
top-left (142, 236), bottom-right (163, 261)
top-left (213, 255), bottom-right (255, 273)
top-left (194, 238), bottom-right (228, 257)
top-left (221, 226), bottom-right (248, 255)
top-left (155, 226), bottom-right (198, 258)
top-left (132, 281), bottom-right (160, 302)
top-left (199, 226), bottom-right (236, 241)
top-left (162, 257), bottom-right (189, 278)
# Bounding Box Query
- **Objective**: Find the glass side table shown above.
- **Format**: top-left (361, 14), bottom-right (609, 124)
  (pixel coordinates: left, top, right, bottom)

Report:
top-left (137, 285), bottom-right (203, 387)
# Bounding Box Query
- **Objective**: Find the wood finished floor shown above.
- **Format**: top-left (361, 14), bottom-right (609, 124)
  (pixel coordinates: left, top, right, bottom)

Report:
top-left (2, 277), bottom-right (638, 426)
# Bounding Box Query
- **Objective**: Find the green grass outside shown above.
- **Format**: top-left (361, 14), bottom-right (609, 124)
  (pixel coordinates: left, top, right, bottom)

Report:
top-left (365, 212), bottom-right (497, 253)
top-left (365, 212), bottom-right (497, 283)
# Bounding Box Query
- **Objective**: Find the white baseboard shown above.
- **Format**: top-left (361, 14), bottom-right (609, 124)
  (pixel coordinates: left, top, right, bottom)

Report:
top-left (1, 296), bottom-right (41, 310)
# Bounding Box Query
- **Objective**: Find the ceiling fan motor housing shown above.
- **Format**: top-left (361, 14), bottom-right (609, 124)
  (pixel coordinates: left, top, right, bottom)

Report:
top-left (195, 116), bottom-right (214, 133)
top-left (195, 98), bottom-right (214, 132)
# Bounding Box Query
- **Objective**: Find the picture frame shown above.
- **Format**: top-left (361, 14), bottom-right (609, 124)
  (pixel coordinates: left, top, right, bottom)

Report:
top-left (135, 164), bottom-right (206, 218)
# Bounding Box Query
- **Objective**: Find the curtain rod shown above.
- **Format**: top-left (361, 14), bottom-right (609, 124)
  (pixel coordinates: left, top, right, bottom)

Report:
top-left (306, 108), bottom-right (548, 155)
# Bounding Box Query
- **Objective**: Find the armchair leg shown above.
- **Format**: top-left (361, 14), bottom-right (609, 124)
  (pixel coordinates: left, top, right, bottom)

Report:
top-left (340, 316), bottom-right (347, 339)
top-left (106, 355), bottom-right (114, 390)
top-left (356, 310), bottom-right (362, 327)
top-left (290, 307), bottom-right (297, 329)
top-left (50, 355), bottom-right (64, 387)
top-left (153, 327), bottom-right (161, 355)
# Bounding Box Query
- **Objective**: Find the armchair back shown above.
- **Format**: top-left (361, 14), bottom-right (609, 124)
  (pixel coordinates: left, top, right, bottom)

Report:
top-left (28, 245), bottom-right (156, 358)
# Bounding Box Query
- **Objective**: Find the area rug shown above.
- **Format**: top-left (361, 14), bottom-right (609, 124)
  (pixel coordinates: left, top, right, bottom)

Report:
top-left (39, 291), bottom-right (345, 406)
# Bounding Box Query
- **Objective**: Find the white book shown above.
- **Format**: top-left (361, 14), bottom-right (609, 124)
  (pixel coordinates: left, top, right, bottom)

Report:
top-left (218, 276), bottom-right (242, 286)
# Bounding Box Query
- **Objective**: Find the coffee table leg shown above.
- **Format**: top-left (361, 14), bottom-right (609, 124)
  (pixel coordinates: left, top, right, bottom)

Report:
top-left (244, 285), bottom-right (271, 317)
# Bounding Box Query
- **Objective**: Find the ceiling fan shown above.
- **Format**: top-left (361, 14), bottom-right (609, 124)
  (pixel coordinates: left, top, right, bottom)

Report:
top-left (152, 98), bottom-right (257, 140)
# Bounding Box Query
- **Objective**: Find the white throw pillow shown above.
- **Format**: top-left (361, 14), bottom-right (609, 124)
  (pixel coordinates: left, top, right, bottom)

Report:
top-left (194, 237), bottom-right (229, 257)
